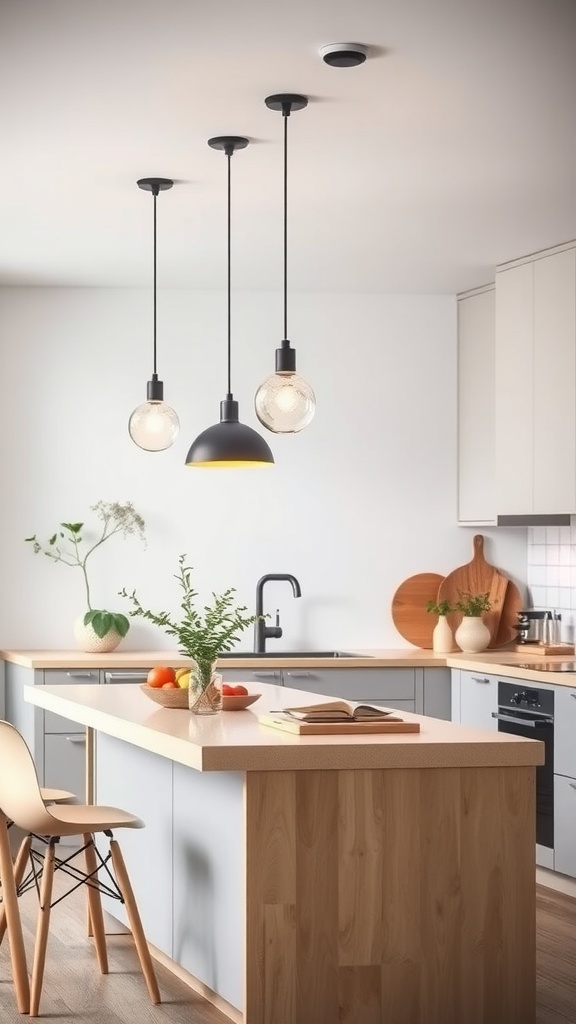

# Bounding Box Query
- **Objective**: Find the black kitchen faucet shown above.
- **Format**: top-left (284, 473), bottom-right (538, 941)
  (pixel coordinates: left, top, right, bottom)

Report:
top-left (254, 574), bottom-right (302, 653)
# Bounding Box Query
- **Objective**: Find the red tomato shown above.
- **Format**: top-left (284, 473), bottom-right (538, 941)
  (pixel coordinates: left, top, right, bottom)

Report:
top-left (147, 666), bottom-right (176, 688)
top-left (221, 683), bottom-right (235, 696)
top-left (233, 684), bottom-right (248, 696)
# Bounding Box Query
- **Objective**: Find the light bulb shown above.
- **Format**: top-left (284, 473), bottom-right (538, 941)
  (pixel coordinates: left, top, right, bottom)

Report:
top-left (255, 371), bottom-right (316, 434)
top-left (128, 401), bottom-right (180, 451)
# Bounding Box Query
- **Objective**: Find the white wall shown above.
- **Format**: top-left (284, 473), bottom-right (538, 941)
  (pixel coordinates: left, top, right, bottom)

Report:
top-left (0, 287), bottom-right (527, 652)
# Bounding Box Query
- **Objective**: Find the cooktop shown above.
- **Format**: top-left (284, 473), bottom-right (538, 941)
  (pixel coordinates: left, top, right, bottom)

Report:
top-left (517, 661), bottom-right (576, 672)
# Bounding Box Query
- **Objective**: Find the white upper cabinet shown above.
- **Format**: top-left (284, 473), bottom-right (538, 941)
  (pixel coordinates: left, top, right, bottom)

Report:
top-left (495, 243), bottom-right (576, 517)
top-left (457, 285), bottom-right (496, 524)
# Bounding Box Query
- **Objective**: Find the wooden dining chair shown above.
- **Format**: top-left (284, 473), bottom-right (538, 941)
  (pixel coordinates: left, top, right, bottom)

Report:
top-left (0, 719), bottom-right (160, 1017)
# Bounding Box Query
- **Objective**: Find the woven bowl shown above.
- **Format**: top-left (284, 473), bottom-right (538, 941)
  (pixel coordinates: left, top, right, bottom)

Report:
top-left (139, 684), bottom-right (189, 709)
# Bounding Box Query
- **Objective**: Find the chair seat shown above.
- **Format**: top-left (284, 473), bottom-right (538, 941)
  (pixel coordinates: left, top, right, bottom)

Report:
top-left (47, 803), bottom-right (144, 835)
top-left (39, 787), bottom-right (75, 803)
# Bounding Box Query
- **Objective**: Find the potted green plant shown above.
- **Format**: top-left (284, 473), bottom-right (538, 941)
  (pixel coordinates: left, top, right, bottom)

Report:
top-left (120, 554), bottom-right (260, 714)
top-left (426, 598), bottom-right (455, 653)
top-left (25, 500), bottom-right (146, 653)
top-left (453, 591), bottom-right (492, 653)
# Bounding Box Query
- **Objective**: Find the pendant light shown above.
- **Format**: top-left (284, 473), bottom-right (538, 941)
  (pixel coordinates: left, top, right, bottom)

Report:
top-left (185, 138), bottom-right (274, 468)
top-left (129, 177), bottom-right (180, 452)
top-left (254, 94), bottom-right (316, 434)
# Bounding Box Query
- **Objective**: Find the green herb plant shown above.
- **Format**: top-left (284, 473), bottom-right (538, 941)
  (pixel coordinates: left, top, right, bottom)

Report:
top-left (426, 599), bottom-right (454, 616)
top-left (454, 592), bottom-right (492, 617)
top-left (26, 500), bottom-right (146, 639)
top-left (120, 554), bottom-right (261, 689)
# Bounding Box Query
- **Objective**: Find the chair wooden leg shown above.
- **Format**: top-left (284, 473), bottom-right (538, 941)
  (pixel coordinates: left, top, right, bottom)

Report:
top-left (83, 833), bottom-right (108, 973)
top-left (109, 839), bottom-right (161, 1004)
top-left (0, 833), bottom-right (32, 946)
top-left (0, 813), bottom-right (30, 1014)
top-left (30, 840), bottom-right (56, 1018)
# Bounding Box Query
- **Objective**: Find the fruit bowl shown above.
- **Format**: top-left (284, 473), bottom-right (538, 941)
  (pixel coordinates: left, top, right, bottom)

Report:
top-left (222, 693), bottom-right (261, 711)
top-left (139, 684), bottom-right (189, 709)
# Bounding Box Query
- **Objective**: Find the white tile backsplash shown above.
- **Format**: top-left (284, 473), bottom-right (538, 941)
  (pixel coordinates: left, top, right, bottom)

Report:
top-left (527, 519), bottom-right (576, 642)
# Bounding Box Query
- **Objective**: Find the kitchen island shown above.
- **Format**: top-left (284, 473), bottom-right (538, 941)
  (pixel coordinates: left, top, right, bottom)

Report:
top-left (23, 678), bottom-right (543, 1024)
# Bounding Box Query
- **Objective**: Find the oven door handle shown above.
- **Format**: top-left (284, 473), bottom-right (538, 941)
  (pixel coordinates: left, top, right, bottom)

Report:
top-left (491, 712), bottom-right (553, 728)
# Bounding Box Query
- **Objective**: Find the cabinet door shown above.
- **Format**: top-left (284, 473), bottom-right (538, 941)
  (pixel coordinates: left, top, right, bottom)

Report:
top-left (43, 668), bottom-right (101, 733)
top-left (219, 667), bottom-right (282, 686)
top-left (459, 670), bottom-right (498, 730)
top-left (457, 287), bottom-right (496, 524)
top-left (422, 668), bottom-right (452, 721)
top-left (533, 248), bottom-right (576, 513)
top-left (553, 685), bottom-right (576, 778)
top-left (95, 733), bottom-right (173, 957)
top-left (281, 667), bottom-right (415, 712)
top-left (44, 732), bottom-right (87, 800)
top-left (554, 774), bottom-right (576, 878)
top-left (495, 262), bottom-right (534, 515)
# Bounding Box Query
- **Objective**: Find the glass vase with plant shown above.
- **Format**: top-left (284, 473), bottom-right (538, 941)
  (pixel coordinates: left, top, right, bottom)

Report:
top-left (26, 500), bottom-right (146, 651)
top-left (120, 555), bottom-right (260, 714)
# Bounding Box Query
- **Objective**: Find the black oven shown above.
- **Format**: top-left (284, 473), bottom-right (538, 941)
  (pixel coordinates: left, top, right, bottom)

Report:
top-left (492, 681), bottom-right (554, 850)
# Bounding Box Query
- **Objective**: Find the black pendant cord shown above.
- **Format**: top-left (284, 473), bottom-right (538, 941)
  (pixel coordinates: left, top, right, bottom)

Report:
top-left (283, 110), bottom-right (288, 341)
top-left (227, 149), bottom-right (232, 399)
top-left (152, 187), bottom-right (158, 378)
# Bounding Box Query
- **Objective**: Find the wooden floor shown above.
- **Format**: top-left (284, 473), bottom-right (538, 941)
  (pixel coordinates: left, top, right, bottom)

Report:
top-left (1, 881), bottom-right (575, 1021)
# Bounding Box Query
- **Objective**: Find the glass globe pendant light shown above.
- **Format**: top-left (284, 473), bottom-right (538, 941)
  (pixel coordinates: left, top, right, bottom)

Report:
top-left (129, 177), bottom-right (180, 451)
top-left (185, 137), bottom-right (274, 468)
top-left (254, 94), bottom-right (316, 434)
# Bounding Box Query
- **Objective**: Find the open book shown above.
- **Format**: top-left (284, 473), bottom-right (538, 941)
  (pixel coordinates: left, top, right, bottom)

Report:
top-left (278, 700), bottom-right (400, 723)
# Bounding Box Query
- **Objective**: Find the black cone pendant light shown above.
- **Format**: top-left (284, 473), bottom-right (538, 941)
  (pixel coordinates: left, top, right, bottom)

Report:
top-left (254, 94), bottom-right (316, 434)
top-left (129, 178), bottom-right (180, 451)
top-left (185, 138), bottom-right (274, 468)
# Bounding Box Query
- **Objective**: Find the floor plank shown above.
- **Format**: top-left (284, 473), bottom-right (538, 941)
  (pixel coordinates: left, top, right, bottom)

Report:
top-left (1, 879), bottom-right (575, 1021)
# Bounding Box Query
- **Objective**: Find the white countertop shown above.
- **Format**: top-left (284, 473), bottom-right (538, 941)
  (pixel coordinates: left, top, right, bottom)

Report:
top-left (24, 681), bottom-right (544, 773)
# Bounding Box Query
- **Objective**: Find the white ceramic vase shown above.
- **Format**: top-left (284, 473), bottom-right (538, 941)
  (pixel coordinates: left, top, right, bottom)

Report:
top-left (432, 615), bottom-right (454, 654)
top-left (73, 615), bottom-right (123, 654)
top-left (454, 615), bottom-right (491, 654)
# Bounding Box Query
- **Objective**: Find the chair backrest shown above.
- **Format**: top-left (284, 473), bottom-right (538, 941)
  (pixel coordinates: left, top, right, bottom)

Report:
top-left (0, 720), bottom-right (59, 834)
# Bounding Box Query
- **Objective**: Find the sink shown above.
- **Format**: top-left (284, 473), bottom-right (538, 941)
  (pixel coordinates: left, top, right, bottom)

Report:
top-left (217, 650), bottom-right (361, 659)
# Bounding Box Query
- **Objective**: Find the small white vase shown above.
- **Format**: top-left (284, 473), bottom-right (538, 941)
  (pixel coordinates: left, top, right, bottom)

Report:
top-left (73, 615), bottom-right (123, 654)
top-left (432, 615), bottom-right (454, 654)
top-left (454, 615), bottom-right (491, 654)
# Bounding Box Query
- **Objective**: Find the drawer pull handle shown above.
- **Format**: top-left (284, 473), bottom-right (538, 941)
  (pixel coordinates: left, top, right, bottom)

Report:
top-left (472, 677), bottom-right (490, 685)
top-left (570, 693), bottom-right (576, 700)
top-left (67, 672), bottom-right (96, 679)
top-left (104, 672), bottom-right (149, 683)
top-left (65, 736), bottom-right (86, 745)
top-left (570, 782), bottom-right (576, 791)
top-left (286, 672), bottom-right (312, 679)
top-left (253, 672), bottom-right (279, 679)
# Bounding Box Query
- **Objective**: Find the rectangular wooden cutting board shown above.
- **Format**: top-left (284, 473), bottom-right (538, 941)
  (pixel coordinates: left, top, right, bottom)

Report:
top-left (258, 714), bottom-right (421, 736)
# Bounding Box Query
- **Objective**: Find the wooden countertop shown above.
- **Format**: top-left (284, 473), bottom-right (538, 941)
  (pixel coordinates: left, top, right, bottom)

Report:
top-left (1, 648), bottom-right (447, 669)
top-left (24, 681), bottom-right (543, 773)
top-left (5, 646), bottom-right (576, 686)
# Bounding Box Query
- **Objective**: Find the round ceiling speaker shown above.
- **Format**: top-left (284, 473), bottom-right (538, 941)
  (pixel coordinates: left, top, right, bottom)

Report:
top-left (319, 43), bottom-right (368, 68)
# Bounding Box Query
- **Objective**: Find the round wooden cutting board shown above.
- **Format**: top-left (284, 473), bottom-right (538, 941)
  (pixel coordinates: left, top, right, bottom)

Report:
top-left (391, 573), bottom-right (445, 649)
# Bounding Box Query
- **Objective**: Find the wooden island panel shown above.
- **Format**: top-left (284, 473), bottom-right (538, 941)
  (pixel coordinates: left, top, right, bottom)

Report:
top-left (246, 765), bottom-right (535, 1024)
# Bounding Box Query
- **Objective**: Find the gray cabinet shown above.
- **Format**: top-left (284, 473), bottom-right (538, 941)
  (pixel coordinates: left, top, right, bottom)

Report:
top-left (279, 667), bottom-right (416, 714)
top-left (222, 664), bottom-right (452, 719)
top-left (4, 662), bottom-right (104, 801)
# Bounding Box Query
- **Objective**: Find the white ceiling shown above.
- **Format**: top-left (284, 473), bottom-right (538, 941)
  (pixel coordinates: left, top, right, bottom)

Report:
top-left (2, 0), bottom-right (576, 294)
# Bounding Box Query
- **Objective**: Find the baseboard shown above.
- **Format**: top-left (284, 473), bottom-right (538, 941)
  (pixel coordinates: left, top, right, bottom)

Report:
top-left (536, 866), bottom-right (576, 899)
